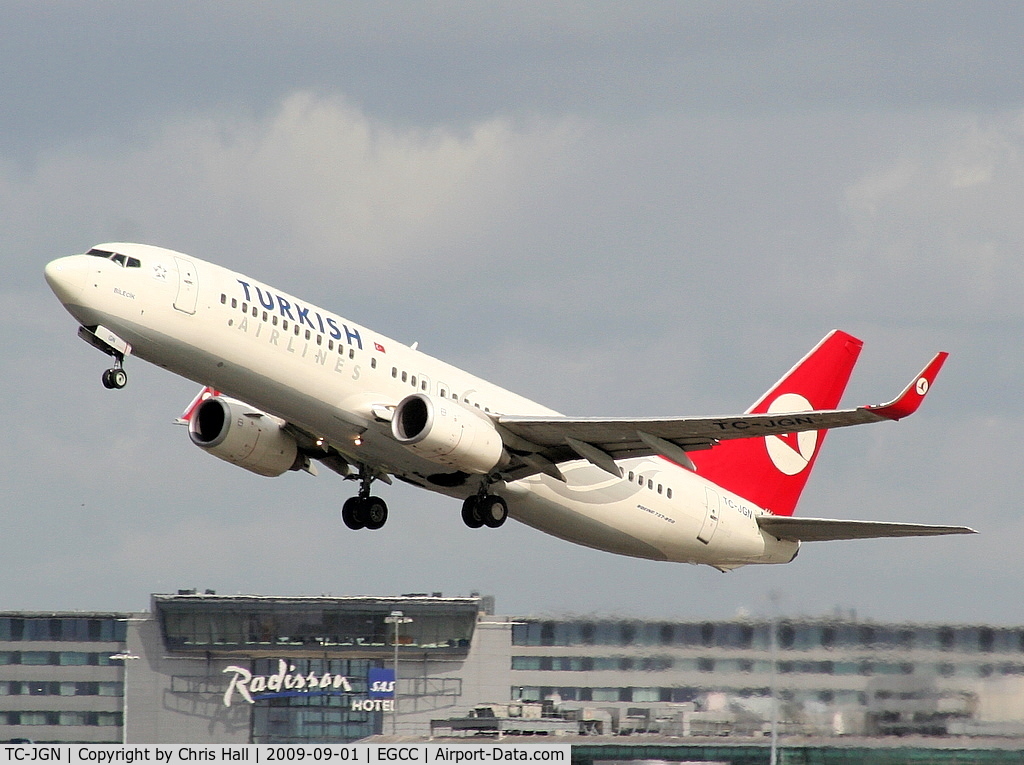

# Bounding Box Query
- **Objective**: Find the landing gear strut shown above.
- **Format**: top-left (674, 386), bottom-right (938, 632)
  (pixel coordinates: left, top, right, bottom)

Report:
top-left (341, 468), bottom-right (389, 531)
top-left (462, 492), bottom-right (508, 529)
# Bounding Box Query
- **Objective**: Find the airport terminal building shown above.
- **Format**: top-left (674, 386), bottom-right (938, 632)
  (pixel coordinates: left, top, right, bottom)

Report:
top-left (3, 592), bottom-right (1024, 746)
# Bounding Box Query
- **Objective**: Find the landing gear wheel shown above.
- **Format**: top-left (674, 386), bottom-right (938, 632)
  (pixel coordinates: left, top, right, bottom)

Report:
top-left (102, 368), bottom-right (127, 389)
top-left (479, 495), bottom-right (508, 528)
top-left (363, 497), bottom-right (389, 530)
top-left (461, 496), bottom-right (484, 529)
top-left (341, 497), bottom-right (366, 530)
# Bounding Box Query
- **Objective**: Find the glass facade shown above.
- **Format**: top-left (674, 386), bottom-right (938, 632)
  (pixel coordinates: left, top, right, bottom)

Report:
top-left (0, 614), bottom-right (128, 743)
top-left (511, 619), bottom-right (1024, 653)
top-left (509, 617), bottom-right (1024, 737)
top-left (249, 658), bottom-right (380, 743)
top-left (0, 617), bottom-right (127, 642)
top-left (157, 597), bottom-right (477, 653)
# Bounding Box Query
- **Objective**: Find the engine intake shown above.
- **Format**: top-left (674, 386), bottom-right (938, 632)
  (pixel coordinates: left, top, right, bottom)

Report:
top-left (392, 393), bottom-right (507, 475)
top-left (188, 397), bottom-right (300, 477)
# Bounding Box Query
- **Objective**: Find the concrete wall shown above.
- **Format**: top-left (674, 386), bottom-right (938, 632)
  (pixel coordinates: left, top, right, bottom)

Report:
top-left (126, 618), bottom-right (250, 744)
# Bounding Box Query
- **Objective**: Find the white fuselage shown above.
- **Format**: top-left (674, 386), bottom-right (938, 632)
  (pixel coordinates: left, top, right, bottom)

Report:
top-left (45, 244), bottom-right (798, 569)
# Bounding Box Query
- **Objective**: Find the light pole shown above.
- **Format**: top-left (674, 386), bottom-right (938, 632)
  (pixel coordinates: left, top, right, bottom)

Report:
top-left (109, 652), bottom-right (139, 744)
top-left (767, 591), bottom-right (780, 765)
top-left (384, 611), bottom-right (412, 736)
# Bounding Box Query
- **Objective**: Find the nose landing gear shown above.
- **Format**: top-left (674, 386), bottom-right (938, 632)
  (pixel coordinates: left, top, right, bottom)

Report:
top-left (78, 325), bottom-right (132, 390)
top-left (101, 363), bottom-right (128, 389)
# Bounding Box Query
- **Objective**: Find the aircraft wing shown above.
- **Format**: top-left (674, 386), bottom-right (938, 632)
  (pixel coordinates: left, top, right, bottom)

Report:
top-left (757, 515), bottom-right (976, 542)
top-left (497, 352), bottom-right (947, 479)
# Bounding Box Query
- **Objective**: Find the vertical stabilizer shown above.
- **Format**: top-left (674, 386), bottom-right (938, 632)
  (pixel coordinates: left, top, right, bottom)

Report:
top-left (689, 330), bottom-right (863, 516)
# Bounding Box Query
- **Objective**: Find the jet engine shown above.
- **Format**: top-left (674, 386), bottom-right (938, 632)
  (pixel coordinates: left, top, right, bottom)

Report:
top-left (391, 393), bottom-right (507, 475)
top-left (188, 396), bottom-right (301, 477)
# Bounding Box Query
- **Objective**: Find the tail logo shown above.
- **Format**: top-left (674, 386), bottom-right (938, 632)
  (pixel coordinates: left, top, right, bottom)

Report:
top-left (764, 393), bottom-right (817, 475)
top-left (916, 377), bottom-right (929, 396)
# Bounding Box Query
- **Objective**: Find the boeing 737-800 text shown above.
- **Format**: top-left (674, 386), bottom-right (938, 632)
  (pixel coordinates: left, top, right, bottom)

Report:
top-left (44, 243), bottom-right (974, 570)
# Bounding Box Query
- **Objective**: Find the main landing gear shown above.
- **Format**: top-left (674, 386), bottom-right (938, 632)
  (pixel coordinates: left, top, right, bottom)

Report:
top-left (341, 469), bottom-right (389, 530)
top-left (461, 492), bottom-right (508, 529)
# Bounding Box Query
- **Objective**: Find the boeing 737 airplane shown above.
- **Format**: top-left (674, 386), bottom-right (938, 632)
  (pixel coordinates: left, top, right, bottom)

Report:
top-left (45, 244), bottom-right (974, 570)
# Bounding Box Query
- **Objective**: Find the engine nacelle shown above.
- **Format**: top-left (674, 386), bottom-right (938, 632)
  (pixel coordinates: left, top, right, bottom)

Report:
top-left (391, 393), bottom-right (507, 475)
top-left (188, 397), bottom-right (300, 477)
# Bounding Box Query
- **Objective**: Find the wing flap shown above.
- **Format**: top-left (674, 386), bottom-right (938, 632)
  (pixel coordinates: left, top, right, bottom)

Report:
top-left (757, 515), bottom-right (976, 542)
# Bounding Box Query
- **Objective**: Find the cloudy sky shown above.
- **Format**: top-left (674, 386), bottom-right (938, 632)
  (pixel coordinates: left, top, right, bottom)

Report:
top-left (3, 2), bottom-right (1022, 626)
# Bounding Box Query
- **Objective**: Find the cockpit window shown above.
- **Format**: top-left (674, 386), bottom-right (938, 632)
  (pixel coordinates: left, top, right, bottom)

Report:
top-left (86, 248), bottom-right (141, 268)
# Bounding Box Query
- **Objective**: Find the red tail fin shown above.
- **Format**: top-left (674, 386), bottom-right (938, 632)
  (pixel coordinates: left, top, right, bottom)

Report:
top-left (690, 330), bottom-right (863, 516)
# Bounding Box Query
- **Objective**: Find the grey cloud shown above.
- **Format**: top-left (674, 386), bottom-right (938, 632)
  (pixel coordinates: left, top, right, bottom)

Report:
top-left (4, 2), bottom-right (1019, 623)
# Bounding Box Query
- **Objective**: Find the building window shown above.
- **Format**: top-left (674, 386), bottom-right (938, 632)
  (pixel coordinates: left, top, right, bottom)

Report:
top-left (939, 627), bottom-right (955, 650)
top-left (581, 623), bottom-right (595, 645)
top-left (659, 623), bottom-right (674, 645)
top-left (540, 622), bottom-right (555, 646)
top-left (701, 622), bottom-right (715, 647)
top-left (979, 627), bottom-right (995, 652)
top-left (620, 623), bottom-right (636, 646)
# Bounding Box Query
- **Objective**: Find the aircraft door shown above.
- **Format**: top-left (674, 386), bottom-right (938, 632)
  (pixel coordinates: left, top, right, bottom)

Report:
top-left (697, 487), bottom-right (721, 545)
top-left (173, 256), bottom-right (198, 314)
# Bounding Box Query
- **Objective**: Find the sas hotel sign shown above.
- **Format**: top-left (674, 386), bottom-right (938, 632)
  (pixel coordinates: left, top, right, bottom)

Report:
top-left (223, 661), bottom-right (396, 711)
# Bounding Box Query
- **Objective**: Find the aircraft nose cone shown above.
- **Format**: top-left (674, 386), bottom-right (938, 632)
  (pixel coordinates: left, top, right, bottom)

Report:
top-left (44, 256), bottom-right (88, 304)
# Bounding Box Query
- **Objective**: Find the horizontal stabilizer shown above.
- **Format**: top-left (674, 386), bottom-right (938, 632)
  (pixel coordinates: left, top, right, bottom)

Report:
top-left (757, 515), bottom-right (976, 542)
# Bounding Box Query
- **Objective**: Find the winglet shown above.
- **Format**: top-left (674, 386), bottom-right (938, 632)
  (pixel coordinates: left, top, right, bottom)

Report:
top-left (865, 352), bottom-right (948, 421)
